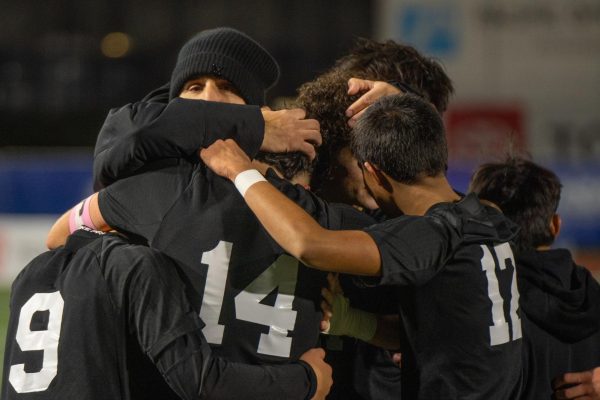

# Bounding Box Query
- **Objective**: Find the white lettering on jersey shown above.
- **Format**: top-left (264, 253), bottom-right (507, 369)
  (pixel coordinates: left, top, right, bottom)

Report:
top-left (481, 243), bottom-right (522, 346)
top-left (9, 291), bottom-right (64, 393)
top-left (236, 255), bottom-right (298, 357)
top-left (200, 241), bottom-right (233, 344)
top-left (200, 241), bottom-right (300, 357)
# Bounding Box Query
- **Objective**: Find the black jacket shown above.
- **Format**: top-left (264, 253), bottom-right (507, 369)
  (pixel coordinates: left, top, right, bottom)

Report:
top-left (518, 249), bottom-right (600, 399)
top-left (92, 84), bottom-right (264, 190)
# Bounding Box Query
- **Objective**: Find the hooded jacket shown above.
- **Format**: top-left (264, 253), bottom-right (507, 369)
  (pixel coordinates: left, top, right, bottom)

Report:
top-left (517, 249), bottom-right (600, 399)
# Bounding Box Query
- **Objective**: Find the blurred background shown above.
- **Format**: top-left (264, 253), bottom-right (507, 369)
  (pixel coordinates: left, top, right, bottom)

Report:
top-left (1, 0), bottom-right (599, 376)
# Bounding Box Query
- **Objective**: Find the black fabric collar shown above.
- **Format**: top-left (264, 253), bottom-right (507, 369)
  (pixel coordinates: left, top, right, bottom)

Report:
top-left (63, 227), bottom-right (105, 252)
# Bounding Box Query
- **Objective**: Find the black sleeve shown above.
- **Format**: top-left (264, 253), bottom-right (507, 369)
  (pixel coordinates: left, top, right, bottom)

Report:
top-left (364, 216), bottom-right (458, 287)
top-left (109, 245), bottom-right (315, 400)
top-left (97, 160), bottom-right (192, 242)
top-left (93, 97), bottom-right (264, 190)
top-left (265, 169), bottom-right (375, 230)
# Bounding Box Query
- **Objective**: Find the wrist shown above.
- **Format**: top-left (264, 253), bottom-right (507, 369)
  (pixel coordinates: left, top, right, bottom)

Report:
top-left (297, 360), bottom-right (317, 400)
top-left (329, 295), bottom-right (377, 342)
top-left (234, 169), bottom-right (267, 197)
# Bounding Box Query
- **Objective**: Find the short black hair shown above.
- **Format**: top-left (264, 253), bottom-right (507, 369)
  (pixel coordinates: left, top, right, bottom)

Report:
top-left (469, 157), bottom-right (562, 252)
top-left (351, 94), bottom-right (447, 184)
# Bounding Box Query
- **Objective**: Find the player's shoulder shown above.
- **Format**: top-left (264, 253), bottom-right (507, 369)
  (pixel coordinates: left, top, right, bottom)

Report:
top-left (40, 229), bottom-right (162, 279)
top-left (96, 233), bottom-right (168, 268)
top-left (427, 193), bottom-right (519, 244)
top-left (10, 229), bottom-right (106, 294)
top-left (104, 158), bottom-right (194, 193)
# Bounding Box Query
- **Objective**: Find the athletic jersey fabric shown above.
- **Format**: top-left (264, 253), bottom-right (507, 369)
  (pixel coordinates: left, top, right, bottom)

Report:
top-left (1, 229), bottom-right (315, 400)
top-left (517, 248), bottom-right (600, 400)
top-left (98, 162), bottom-right (374, 365)
top-left (364, 193), bottom-right (524, 399)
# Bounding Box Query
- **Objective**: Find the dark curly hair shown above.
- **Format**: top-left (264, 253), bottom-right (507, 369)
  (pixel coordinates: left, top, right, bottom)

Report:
top-left (469, 157), bottom-right (562, 252)
top-left (296, 37), bottom-right (454, 192)
top-left (296, 74), bottom-right (357, 187)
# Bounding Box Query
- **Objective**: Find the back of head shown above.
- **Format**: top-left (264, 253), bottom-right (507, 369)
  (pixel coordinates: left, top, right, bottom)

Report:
top-left (169, 27), bottom-right (280, 105)
top-left (469, 157), bottom-right (562, 252)
top-left (297, 38), bottom-right (453, 191)
top-left (296, 75), bottom-right (354, 186)
top-left (351, 94), bottom-right (447, 184)
top-left (333, 38), bottom-right (454, 114)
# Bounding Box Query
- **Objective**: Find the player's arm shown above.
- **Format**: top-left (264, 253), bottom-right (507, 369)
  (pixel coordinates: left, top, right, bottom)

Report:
top-left (93, 98), bottom-right (263, 189)
top-left (93, 96), bottom-right (320, 190)
top-left (48, 161), bottom-right (185, 249)
top-left (46, 193), bottom-right (109, 249)
top-left (200, 139), bottom-right (381, 276)
top-left (321, 273), bottom-right (402, 350)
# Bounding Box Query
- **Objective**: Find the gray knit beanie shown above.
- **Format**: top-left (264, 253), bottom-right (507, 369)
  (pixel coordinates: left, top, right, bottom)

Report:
top-left (169, 27), bottom-right (280, 105)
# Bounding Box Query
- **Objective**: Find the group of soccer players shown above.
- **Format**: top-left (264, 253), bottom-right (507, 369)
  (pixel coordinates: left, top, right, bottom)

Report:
top-left (2, 26), bottom-right (599, 399)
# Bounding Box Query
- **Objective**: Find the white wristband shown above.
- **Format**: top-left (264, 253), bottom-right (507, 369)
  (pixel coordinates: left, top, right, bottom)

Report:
top-left (234, 169), bottom-right (267, 197)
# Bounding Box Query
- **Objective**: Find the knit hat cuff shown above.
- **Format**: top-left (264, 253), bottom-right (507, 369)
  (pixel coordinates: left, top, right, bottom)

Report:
top-left (169, 52), bottom-right (266, 105)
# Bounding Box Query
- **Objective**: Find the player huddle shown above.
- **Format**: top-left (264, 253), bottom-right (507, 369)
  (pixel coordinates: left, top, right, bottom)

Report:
top-left (2, 27), bottom-right (599, 400)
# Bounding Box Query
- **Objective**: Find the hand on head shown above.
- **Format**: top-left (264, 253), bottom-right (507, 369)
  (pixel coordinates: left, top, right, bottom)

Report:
top-left (345, 78), bottom-right (401, 127)
top-left (261, 107), bottom-right (321, 160)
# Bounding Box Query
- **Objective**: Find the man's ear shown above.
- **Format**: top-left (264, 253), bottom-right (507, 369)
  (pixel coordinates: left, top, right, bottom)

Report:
top-left (550, 213), bottom-right (562, 240)
top-left (363, 161), bottom-right (393, 192)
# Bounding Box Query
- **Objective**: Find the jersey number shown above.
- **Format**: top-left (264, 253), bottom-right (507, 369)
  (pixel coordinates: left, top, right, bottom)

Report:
top-left (8, 291), bottom-right (64, 393)
top-left (200, 241), bottom-right (299, 358)
top-left (481, 243), bottom-right (522, 346)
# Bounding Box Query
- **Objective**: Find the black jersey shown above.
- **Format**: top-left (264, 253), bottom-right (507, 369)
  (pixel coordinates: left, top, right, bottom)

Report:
top-left (517, 249), bottom-right (600, 400)
top-left (364, 194), bottom-right (523, 399)
top-left (98, 161), bottom-right (374, 365)
top-left (0, 229), bottom-right (316, 400)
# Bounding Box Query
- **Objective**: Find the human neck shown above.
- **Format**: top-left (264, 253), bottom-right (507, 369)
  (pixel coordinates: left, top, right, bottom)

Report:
top-left (393, 175), bottom-right (460, 216)
top-left (291, 171), bottom-right (311, 189)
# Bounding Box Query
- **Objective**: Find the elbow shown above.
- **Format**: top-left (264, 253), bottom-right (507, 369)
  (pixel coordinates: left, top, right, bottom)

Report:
top-left (46, 233), bottom-right (64, 250)
top-left (46, 214), bottom-right (70, 250)
top-left (280, 229), bottom-right (312, 266)
top-left (292, 239), bottom-right (313, 267)
top-left (290, 235), bottom-right (327, 271)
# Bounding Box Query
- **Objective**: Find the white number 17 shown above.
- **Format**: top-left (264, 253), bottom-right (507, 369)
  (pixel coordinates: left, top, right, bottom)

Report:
top-left (481, 243), bottom-right (522, 346)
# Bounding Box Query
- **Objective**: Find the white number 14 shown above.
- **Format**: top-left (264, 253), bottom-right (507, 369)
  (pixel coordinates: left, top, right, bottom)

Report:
top-left (200, 241), bottom-right (299, 358)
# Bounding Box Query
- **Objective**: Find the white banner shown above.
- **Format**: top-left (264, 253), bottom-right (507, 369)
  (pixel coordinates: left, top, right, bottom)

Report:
top-left (0, 215), bottom-right (57, 286)
top-left (375, 0), bottom-right (600, 161)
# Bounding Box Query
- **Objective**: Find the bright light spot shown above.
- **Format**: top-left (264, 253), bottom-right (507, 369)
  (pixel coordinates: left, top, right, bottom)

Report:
top-left (100, 32), bottom-right (132, 58)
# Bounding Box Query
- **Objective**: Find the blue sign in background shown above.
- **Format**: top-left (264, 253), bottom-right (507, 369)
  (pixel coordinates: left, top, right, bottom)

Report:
top-left (0, 153), bottom-right (93, 214)
top-left (394, 3), bottom-right (460, 58)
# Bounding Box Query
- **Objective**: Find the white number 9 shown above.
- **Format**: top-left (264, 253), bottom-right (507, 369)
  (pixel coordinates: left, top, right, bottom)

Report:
top-left (9, 291), bottom-right (64, 393)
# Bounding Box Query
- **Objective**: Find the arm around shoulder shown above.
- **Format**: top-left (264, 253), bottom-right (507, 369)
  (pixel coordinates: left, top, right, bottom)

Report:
top-left (46, 193), bottom-right (110, 249)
